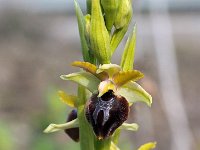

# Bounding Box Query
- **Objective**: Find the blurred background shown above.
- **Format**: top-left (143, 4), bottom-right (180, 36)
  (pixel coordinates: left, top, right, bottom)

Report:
top-left (0, 0), bottom-right (199, 150)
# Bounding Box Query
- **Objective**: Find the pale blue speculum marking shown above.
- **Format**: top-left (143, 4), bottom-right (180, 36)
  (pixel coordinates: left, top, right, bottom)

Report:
top-left (93, 97), bottom-right (115, 126)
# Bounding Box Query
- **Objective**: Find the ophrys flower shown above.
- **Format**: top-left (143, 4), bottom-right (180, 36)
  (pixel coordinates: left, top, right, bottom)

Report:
top-left (60, 61), bottom-right (152, 139)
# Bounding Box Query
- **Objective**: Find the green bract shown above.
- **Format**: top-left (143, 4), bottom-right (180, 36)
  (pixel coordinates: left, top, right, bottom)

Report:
top-left (74, 1), bottom-right (90, 62)
top-left (84, 14), bottom-right (91, 46)
top-left (120, 25), bottom-right (137, 71)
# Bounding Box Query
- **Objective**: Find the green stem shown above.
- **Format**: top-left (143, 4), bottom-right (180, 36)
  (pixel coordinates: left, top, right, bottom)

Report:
top-left (77, 85), bottom-right (94, 150)
top-left (77, 85), bottom-right (112, 150)
top-left (94, 138), bottom-right (112, 150)
top-left (112, 129), bottom-right (121, 145)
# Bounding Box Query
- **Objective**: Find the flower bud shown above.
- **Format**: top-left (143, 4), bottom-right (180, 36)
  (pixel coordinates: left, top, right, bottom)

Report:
top-left (86, 0), bottom-right (92, 14)
top-left (64, 109), bottom-right (79, 142)
top-left (85, 90), bottom-right (129, 140)
top-left (101, 0), bottom-right (119, 31)
top-left (90, 0), bottom-right (111, 64)
top-left (114, 0), bottom-right (132, 29)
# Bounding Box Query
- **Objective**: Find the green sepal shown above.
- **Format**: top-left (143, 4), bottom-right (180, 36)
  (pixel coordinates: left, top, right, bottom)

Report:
top-left (110, 142), bottom-right (120, 150)
top-left (43, 119), bottom-right (79, 133)
top-left (120, 123), bottom-right (139, 131)
top-left (120, 25), bottom-right (136, 71)
top-left (138, 142), bottom-right (157, 150)
top-left (74, 0), bottom-right (90, 62)
top-left (112, 128), bottom-right (121, 145)
top-left (118, 82), bottom-right (152, 107)
top-left (90, 0), bottom-right (111, 64)
top-left (60, 72), bottom-right (100, 93)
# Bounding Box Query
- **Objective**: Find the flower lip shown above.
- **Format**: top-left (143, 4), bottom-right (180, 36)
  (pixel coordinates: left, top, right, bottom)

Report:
top-left (85, 90), bottom-right (129, 140)
top-left (93, 91), bottom-right (115, 126)
top-left (64, 109), bottom-right (79, 142)
top-left (100, 90), bottom-right (114, 101)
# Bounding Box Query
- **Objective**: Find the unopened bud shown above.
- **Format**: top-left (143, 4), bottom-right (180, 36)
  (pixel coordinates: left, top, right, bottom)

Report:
top-left (101, 0), bottom-right (119, 31)
top-left (90, 0), bottom-right (111, 64)
top-left (114, 0), bottom-right (132, 29)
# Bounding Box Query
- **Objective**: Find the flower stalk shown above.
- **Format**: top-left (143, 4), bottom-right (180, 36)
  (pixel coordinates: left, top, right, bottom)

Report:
top-left (44, 0), bottom-right (155, 149)
top-left (77, 85), bottom-right (95, 150)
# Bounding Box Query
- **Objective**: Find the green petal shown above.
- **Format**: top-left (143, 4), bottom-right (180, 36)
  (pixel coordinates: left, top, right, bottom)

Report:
top-left (58, 90), bottom-right (77, 107)
top-left (61, 72), bottom-right (100, 93)
top-left (118, 82), bottom-right (152, 107)
top-left (120, 25), bottom-right (136, 71)
top-left (43, 119), bottom-right (79, 133)
top-left (113, 70), bottom-right (144, 87)
top-left (138, 142), bottom-right (157, 150)
top-left (120, 123), bottom-right (139, 131)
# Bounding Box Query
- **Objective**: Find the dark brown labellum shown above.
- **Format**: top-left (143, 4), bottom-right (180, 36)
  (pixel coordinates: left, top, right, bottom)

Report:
top-left (64, 109), bottom-right (79, 142)
top-left (85, 90), bottom-right (129, 140)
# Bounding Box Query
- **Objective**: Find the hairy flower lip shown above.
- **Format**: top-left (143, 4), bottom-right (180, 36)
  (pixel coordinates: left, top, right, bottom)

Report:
top-left (85, 90), bottom-right (129, 139)
top-left (64, 109), bottom-right (79, 142)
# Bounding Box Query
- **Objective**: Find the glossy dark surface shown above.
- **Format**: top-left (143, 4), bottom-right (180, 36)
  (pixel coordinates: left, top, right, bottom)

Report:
top-left (64, 109), bottom-right (79, 142)
top-left (85, 90), bottom-right (129, 139)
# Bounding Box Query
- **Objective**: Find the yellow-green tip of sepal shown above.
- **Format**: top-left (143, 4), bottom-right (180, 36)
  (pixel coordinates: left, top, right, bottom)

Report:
top-left (120, 123), bottom-right (139, 131)
top-left (43, 119), bottom-right (79, 133)
top-left (138, 142), bottom-right (157, 150)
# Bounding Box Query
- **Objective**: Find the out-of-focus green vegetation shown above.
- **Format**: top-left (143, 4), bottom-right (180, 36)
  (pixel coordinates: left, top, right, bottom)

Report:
top-left (0, 122), bottom-right (14, 150)
top-left (0, 87), bottom-right (80, 150)
top-left (0, 86), bottom-right (132, 150)
top-left (30, 87), bottom-right (80, 150)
